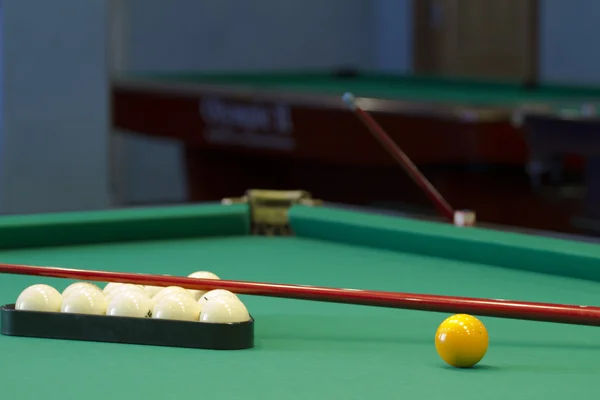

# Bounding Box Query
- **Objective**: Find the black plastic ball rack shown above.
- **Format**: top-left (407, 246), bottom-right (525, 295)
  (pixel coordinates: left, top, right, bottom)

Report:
top-left (0, 304), bottom-right (254, 350)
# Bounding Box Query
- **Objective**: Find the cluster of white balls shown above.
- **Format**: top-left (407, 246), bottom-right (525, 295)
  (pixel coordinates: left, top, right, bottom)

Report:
top-left (14, 271), bottom-right (251, 324)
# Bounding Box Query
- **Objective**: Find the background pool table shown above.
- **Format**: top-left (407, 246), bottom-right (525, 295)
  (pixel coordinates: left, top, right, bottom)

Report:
top-left (112, 71), bottom-right (600, 235)
top-left (2, 197), bottom-right (600, 398)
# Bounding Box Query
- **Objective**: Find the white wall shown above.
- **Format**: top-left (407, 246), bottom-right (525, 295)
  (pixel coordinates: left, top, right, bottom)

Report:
top-left (1, 0), bottom-right (111, 214)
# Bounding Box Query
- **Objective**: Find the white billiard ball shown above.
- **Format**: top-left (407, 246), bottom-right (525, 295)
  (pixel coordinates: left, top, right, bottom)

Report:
top-left (103, 282), bottom-right (122, 294)
top-left (106, 290), bottom-right (154, 318)
top-left (187, 271), bottom-right (220, 300)
top-left (103, 282), bottom-right (144, 294)
top-left (144, 274), bottom-right (171, 298)
top-left (199, 296), bottom-right (250, 324)
top-left (188, 271), bottom-right (220, 280)
top-left (60, 287), bottom-right (107, 315)
top-left (16, 284), bottom-right (62, 312)
top-left (104, 284), bottom-right (146, 304)
top-left (198, 289), bottom-right (238, 310)
top-left (62, 282), bottom-right (101, 298)
top-left (152, 293), bottom-right (201, 321)
top-left (144, 285), bottom-right (163, 298)
top-left (152, 286), bottom-right (193, 303)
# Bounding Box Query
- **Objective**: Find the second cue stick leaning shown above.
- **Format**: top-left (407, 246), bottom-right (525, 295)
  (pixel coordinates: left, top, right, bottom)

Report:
top-left (1, 262), bottom-right (600, 327)
top-left (341, 92), bottom-right (456, 223)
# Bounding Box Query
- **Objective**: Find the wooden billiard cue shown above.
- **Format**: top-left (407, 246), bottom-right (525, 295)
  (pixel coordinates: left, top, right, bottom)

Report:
top-left (342, 92), bottom-right (470, 225)
top-left (2, 263), bottom-right (600, 327)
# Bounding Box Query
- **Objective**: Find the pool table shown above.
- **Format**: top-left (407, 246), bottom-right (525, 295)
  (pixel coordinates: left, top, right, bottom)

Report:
top-left (3, 189), bottom-right (600, 398)
top-left (111, 71), bottom-right (600, 234)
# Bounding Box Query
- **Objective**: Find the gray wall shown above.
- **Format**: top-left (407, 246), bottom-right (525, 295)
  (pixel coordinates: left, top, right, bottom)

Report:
top-left (1, 0), bottom-right (599, 213)
top-left (374, 0), bottom-right (412, 72)
top-left (1, 0), bottom-right (110, 214)
top-left (116, 0), bottom-right (387, 205)
top-left (116, 0), bottom-right (412, 205)
top-left (538, 0), bottom-right (599, 84)
top-left (128, 0), bottom-right (376, 71)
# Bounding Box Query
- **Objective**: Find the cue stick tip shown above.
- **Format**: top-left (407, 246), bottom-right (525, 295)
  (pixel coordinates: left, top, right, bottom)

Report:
top-left (342, 92), bottom-right (357, 109)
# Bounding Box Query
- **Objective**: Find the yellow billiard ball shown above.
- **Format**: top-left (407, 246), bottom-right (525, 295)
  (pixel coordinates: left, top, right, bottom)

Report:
top-left (435, 314), bottom-right (489, 368)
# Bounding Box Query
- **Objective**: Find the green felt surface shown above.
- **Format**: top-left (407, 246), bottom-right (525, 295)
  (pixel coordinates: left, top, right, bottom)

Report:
top-left (136, 70), bottom-right (600, 107)
top-left (1, 204), bottom-right (600, 398)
